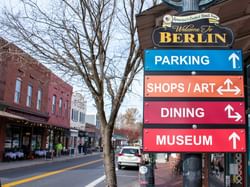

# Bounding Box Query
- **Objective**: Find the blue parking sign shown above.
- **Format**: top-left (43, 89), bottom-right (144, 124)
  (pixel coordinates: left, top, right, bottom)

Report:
top-left (144, 49), bottom-right (242, 72)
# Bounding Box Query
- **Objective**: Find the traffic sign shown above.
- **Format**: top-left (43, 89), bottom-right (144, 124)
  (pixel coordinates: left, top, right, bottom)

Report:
top-left (144, 101), bottom-right (245, 124)
top-left (143, 128), bottom-right (246, 152)
top-left (145, 75), bottom-right (244, 98)
top-left (144, 49), bottom-right (242, 71)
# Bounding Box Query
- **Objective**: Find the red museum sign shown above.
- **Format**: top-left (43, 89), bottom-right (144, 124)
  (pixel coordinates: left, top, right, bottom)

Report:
top-left (143, 129), bottom-right (246, 152)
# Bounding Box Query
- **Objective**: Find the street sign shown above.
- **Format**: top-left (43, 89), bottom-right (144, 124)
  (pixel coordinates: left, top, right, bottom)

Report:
top-left (145, 75), bottom-right (244, 98)
top-left (143, 128), bottom-right (246, 152)
top-left (144, 49), bottom-right (242, 72)
top-left (152, 13), bottom-right (234, 48)
top-left (144, 101), bottom-right (245, 124)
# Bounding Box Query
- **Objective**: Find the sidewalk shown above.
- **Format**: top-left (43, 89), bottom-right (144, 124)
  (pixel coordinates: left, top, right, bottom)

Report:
top-left (154, 162), bottom-right (223, 187)
top-left (155, 161), bottom-right (182, 187)
top-left (0, 152), bottom-right (101, 172)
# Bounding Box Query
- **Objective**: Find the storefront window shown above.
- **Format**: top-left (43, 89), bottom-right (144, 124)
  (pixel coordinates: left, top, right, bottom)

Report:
top-left (4, 126), bottom-right (12, 148)
top-left (32, 135), bottom-right (42, 150)
top-left (4, 125), bottom-right (21, 149)
top-left (210, 153), bottom-right (225, 185)
top-left (46, 130), bottom-right (54, 150)
top-left (12, 133), bottom-right (20, 148)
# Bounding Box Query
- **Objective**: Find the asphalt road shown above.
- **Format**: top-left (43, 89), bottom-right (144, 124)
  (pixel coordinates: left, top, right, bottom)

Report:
top-left (96, 166), bottom-right (139, 187)
top-left (0, 154), bottom-right (140, 187)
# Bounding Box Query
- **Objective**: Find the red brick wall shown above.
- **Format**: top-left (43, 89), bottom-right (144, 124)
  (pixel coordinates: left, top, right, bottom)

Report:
top-left (0, 38), bottom-right (49, 115)
top-left (0, 38), bottom-right (73, 129)
top-left (47, 73), bottom-right (73, 129)
top-left (0, 42), bottom-right (8, 100)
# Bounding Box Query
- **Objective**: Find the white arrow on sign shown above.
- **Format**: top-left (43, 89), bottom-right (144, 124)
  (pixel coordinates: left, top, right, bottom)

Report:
top-left (228, 132), bottom-right (240, 149)
top-left (217, 79), bottom-right (241, 95)
top-left (224, 104), bottom-right (242, 122)
top-left (228, 53), bottom-right (240, 69)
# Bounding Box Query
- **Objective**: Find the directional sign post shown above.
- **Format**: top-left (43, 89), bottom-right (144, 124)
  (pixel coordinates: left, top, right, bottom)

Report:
top-left (143, 49), bottom-right (246, 152)
top-left (141, 8), bottom-right (247, 187)
top-left (146, 10), bottom-right (241, 187)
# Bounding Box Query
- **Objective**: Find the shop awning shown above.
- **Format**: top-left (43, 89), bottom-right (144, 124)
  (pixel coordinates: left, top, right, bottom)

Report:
top-left (0, 111), bottom-right (27, 120)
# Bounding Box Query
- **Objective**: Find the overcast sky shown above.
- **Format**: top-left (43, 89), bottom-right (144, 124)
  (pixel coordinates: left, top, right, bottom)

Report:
top-left (0, 0), bottom-right (144, 119)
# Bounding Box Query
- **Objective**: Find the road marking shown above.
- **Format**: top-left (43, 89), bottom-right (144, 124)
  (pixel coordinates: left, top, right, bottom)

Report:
top-left (85, 175), bottom-right (105, 187)
top-left (2, 159), bottom-right (103, 187)
top-left (85, 167), bottom-right (118, 186)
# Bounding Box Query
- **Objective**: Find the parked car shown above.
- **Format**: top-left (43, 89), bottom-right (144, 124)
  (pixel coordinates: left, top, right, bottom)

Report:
top-left (117, 146), bottom-right (143, 169)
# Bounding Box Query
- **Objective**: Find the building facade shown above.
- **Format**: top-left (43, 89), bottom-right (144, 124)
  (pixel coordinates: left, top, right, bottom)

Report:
top-left (0, 38), bottom-right (50, 160)
top-left (46, 72), bottom-right (73, 151)
top-left (70, 92), bottom-right (86, 154)
top-left (85, 114), bottom-right (100, 149)
top-left (0, 38), bottom-right (72, 161)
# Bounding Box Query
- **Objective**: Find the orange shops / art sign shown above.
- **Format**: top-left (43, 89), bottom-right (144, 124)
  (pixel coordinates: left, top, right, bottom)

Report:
top-left (144, 75), bottom-right (244, 98)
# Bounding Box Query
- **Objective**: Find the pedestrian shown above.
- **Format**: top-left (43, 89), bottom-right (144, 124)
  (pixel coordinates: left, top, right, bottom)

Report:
top-left (83, 143), bottom-right (87, 155)
top-left (78, 143), bottom-right (82, 154)
top-left (56, 142), bottom-right (63, 157)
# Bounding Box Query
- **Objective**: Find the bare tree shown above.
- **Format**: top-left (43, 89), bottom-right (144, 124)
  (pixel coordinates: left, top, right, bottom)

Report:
top-left (0, 0), bottom-right (159, 186)
top-left (122, 108), bottom-right (140, 130)
top-left (114, 108), bottom-right (142, 144)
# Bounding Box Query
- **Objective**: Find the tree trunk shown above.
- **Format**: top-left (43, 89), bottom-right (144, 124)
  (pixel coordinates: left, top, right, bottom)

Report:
top-left (103, 125), bottom-right (117, 187)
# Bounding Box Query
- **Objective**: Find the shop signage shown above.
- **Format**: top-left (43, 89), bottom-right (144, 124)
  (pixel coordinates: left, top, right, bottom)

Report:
top-left (144, 101), bottom-right (245, 124)
top-left (144, 75), bottom-right (244, 98)
top-left (152, 13), bottom-right (234, 48)
top-left (144, 49), bottom-right (242, 71)
top-left (143, 128), bottom-right (246, 152)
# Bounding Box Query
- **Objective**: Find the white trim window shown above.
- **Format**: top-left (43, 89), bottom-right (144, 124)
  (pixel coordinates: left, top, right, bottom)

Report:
top-left (59, 98), bottom-right (63, 115)
top-left (79, 112), bottom-right (85, 124)
top-left (26, 84), bottom-right (33, 107)
top-left (36, 88), bottom-right (42, 110)
top-left (52, 95), bottom-right (56, 114)
top-left (71, 109), bottom-right (79, 122)
top-left (14, 78), bottom-right (22, 104)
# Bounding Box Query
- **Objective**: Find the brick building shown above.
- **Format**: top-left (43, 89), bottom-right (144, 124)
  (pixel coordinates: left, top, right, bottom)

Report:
top-left (45, 72), bottom-right (73, 151)
top-left (0, 38), bottom-right (72, 161)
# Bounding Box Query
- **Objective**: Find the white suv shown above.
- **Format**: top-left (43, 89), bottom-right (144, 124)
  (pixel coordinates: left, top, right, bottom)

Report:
top-left (117, 146), bottom-right (142, 169)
